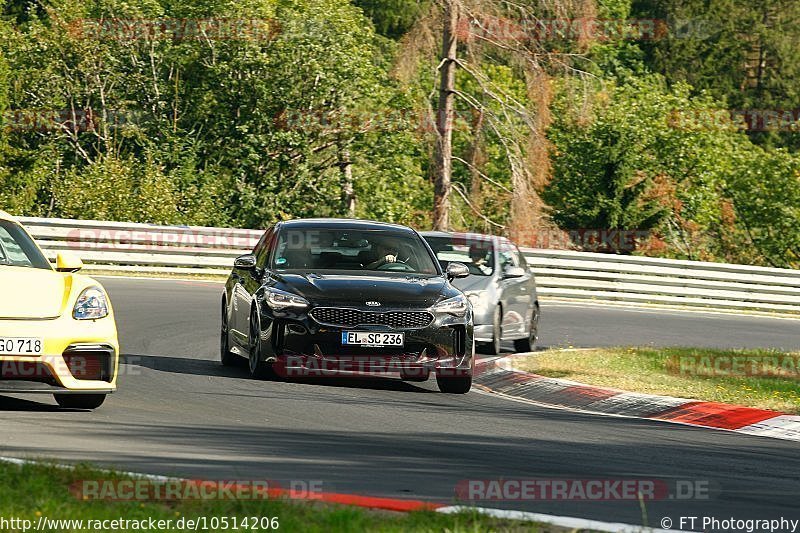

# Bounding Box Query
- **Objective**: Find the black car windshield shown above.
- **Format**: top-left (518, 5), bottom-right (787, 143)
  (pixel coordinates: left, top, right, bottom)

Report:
top-left (0, 220), bottom-right (52, 270)
top-left (424, 235), bottom-right (495, 276)
top-left (272, 227), bottom-right (439, 275)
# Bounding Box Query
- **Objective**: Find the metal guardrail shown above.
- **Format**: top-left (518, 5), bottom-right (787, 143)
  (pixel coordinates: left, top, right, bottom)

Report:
top-left (526, 249), bottom-right (800, 314)
top-left (20, 216), bottom-right (258, 276)
top-left (20, 217), bottom-right (800, 315)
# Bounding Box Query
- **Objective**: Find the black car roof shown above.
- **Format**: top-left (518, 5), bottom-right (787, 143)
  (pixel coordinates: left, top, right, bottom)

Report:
top-left (277, 218), bottom-right (417, 233)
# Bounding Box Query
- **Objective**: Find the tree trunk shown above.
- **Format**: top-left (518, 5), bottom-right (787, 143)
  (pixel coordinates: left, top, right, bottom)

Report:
top-left (467, 107), bottom-right (485, 229)
top-left (433, 0), bottom-right (458, 231)
top-left (338, 143), bottom-right (356, 217)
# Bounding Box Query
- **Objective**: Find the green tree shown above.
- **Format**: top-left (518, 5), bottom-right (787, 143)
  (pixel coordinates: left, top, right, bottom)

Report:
top-left (351, 0), bottom-right (430, 39)
top-left (632, 0), bottom-right (800, 149)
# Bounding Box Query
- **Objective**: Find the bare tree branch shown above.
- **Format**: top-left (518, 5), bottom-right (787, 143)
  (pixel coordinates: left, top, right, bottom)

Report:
top-left (452, 182), bottom-right (506, 228)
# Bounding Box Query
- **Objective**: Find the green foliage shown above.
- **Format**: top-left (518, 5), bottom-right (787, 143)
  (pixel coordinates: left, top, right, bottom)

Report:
top-left (48, 155), bottom-right (177, 223)
top-left (725, 147), bottom-right (800, 267)
top-left (546, 76), bottom-right (678, 234)
top-left (547, 73), bottom-right (800, 266)
top-left (0, 0), bottom-right (798, 269)
top-left (350, 0), bottom-right (429, 39)
top-left (631, 0), bottom-right (800, 149)
top-left (0, 0), bottom-right (426, 229)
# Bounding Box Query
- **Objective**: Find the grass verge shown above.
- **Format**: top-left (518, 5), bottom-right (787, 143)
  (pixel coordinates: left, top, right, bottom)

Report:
top-left (0, 461), bottom-right (562, 533)
top-left (514, 347), bottom-right (800, 414)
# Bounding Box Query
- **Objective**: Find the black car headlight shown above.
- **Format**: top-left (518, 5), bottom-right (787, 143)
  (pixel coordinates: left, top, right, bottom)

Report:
top-left (265, 288), bottom-right (310, 311)
top-left (432, 295), bottom-right (469, 317)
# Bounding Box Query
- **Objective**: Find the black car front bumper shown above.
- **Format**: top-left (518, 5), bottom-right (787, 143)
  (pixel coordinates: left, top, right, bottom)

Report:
top-left (255, 305), bottom-right (474, 378)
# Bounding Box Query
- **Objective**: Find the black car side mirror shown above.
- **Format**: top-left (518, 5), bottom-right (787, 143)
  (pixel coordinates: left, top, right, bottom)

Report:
top-left (446, 262), bottom-right (470, 280)
top-left (234, 254), bottom-right (257, 269)
top-left (502, 265), bottom-right (526, 279)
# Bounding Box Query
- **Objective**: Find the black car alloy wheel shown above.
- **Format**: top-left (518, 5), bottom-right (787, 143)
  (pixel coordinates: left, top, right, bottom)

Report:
top-left (220, 298), bottom-right (237, 366)
top-left (248, 310), bottom-right (272, 379)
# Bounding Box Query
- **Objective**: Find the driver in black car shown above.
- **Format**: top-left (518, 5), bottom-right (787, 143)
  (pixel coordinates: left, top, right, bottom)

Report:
top-left (365, 240), bottom-right (399, 269)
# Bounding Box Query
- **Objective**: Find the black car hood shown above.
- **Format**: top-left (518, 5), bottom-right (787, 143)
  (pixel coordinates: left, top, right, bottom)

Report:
top-left (271, 272), bottom-right (451, 308)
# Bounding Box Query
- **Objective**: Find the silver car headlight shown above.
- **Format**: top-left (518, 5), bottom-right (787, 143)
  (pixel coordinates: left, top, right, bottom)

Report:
top-left (265, 288), bottom-right (309, 311)
top-left (432, 294), bottom-right (469, 317)
top-left (73, 287), bottom-right (109, 320)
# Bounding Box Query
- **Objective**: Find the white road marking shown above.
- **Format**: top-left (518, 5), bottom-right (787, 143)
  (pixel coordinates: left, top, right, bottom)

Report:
top-left (436, 505), bottom-right (688, 532)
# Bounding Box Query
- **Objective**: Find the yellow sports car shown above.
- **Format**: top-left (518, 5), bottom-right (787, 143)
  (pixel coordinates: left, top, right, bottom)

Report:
top-left (0, 210), bottom-right (119, 409)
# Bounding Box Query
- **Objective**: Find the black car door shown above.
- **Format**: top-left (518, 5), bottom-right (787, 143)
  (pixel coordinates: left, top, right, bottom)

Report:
top-left (232, 228), bottom-right (273, 344)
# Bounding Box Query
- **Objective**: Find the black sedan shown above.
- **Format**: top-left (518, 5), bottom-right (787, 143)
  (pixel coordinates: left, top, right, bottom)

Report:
top-left (221, 219), bottom-right (475, 393)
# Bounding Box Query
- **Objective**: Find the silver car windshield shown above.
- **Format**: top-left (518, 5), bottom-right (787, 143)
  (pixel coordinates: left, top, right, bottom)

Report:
top-left (424, 236), bottom-right (495, 276)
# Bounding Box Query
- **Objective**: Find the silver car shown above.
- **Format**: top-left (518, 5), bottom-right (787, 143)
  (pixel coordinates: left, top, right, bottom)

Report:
top-left (422, 231), bottom-right (540, 355)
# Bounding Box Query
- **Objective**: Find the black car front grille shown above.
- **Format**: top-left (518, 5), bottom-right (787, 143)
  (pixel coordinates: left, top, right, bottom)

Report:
top-left (310, 307), bottom-right (434, 329)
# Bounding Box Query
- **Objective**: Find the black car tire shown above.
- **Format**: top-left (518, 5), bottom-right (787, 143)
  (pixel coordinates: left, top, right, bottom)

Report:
top-left (54, 394), bottom-right (106, 409)
top-left (436, 375), bottom-right (472, 394)
top-left (220, 298), bottom-right (238, 366)
top-left (248, 311), bottom-right (274, 380)
top-left (514, 305), bottom-right (539, 353)
top-left (400, 368), bottom-right (430, 382)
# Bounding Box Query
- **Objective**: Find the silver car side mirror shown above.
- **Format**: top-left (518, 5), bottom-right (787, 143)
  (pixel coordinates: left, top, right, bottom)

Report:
top-left (446, 262), bottom-right (470, 280)
top-left (234, 254), bottom-right (257, 269)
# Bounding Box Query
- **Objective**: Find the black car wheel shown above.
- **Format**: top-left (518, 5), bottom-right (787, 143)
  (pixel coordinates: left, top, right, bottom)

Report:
top-left (436, 375), bottom-right (472, 394)
top-left (54, 394), bottom-right (106, 409)
top-left (220, 298), bottom-right (238, 366)
top-left (514, 304), bottom-right (539, 353)
top-left (248, 311), bottom-right (273, 379)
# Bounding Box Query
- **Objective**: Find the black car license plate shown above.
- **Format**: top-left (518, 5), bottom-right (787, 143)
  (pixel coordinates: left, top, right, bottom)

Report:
top-left (341, 331), bottom-right (404, 347)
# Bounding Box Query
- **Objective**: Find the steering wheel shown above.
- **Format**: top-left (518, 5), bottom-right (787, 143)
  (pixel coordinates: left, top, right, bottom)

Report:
top-left (377, 261), bottom-right (414, 272)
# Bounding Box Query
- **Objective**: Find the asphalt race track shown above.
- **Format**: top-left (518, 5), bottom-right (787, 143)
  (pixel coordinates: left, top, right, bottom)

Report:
top-left (2, 277), bottom-right (800, 528)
